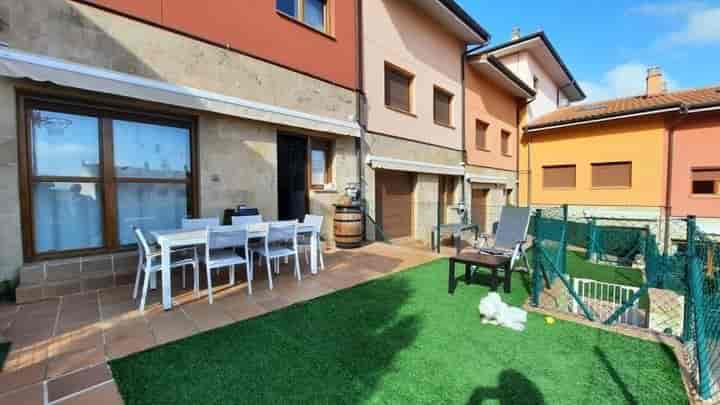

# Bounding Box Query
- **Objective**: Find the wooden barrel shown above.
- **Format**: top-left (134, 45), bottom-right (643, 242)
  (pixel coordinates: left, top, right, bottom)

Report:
top-left (334, 205), bottom-right (364, 248)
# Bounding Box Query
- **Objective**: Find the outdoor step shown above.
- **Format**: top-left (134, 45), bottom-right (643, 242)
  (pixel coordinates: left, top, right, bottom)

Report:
top-left (16, 252), bottom-right (139, 304)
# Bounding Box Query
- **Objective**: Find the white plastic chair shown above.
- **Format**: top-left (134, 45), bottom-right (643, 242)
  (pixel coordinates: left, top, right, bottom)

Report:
top-left (132, 227), bottom-right (199, 312)
top-left (251, 221), bottom-right (301, 289)
top-left (203, 226), bottom-right (251, 304)
top-left (299, 214), bottom-right (325, 270)
top-left (182, 217), bottom-right (220, 230)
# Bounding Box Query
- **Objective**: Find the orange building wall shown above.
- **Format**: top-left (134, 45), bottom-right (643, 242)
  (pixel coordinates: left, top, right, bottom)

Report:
top-left (521, 116), bottom-right (668, 207)
top-left (77, 0), bottom-right (358, 90)
top-left (670, 112), bottom-right (720, 217)
top-left (464, 65), bottom-right (520, 171)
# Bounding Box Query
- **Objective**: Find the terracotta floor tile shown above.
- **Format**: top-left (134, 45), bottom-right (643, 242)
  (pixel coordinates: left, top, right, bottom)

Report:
top-left (47, 363), bottom-right (112, 403)
top-left (55, 380), bottom-right (123, 405)
top-left (3, 346), bottom-right (48, 373)
top-left (145, 310), bottom-right (197, 345)
top-left (48, 329), bottom-right (103, 358)
top-left (255, 295), bottom-right (292, 313)
top-left (105, 333), bottom-right (156, 359)
top-left (0, 361), bottom-right (46, 395)
top-left (217, 295), bottom-right (267, 322)
top-left (0, 382), bottom-right (43, 405)
top-left (182, 302), bottom-right (234, 332)
top-left (46, 341), bottom-right (106, 379)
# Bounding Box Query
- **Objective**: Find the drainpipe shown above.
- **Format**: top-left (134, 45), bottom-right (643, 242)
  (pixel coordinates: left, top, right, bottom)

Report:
top-left (519, 96), bottom-right (535, 207)
top-left (355, 0), bottom-right (369, 240)
top-left (663, 104), bottom-right (689, 254)
top-left (460, 43), bottom-right (489, 222)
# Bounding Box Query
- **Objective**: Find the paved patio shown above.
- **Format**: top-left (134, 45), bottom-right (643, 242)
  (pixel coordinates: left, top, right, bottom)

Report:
top-left (0, 242), bottom-right (437, 404)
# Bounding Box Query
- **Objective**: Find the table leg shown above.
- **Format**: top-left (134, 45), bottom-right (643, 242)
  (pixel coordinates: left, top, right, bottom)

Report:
top-left (464, 263), bottom-right (471, 284)
top-left (161, 243), bottom-right (172, 310)
top-left (504, 263), bottom-right (512, 293)
top-left (310, 230), bottom-right (318, 275)
top-left (491, 267), bottom-right (499, 292)
top-left (448, 258), bottom-right (456, 294)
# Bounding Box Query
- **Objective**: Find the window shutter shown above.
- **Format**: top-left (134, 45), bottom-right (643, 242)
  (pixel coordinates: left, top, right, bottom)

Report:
top-left (543, 165), bottom-right (576, 188)
top-left (434, 89), bottom-right (451, 126)
top-left (385, 68), bottom-right (411, 112)
top-left (692, 169), bottom-right (720, 182)
top-left (591, 162), bottom-right (632, 188)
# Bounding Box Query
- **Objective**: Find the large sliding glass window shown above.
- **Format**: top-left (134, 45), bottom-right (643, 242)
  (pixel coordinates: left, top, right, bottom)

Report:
top-left (22, 99), bottom-right (195, 259)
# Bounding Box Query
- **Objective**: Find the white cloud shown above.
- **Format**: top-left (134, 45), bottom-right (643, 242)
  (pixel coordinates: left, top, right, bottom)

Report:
top-left (579, 63), bottom-right (678, 103)
top-left (633, 2), bottom-right (720, 46)
top-left (667, 7), bottom-right (720, 44)
top-left (631, 1), bottom-right (705, 16)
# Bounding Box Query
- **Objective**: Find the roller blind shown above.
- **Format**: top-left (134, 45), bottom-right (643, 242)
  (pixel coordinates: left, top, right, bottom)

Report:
top-left (592, 162), bottom-right (632, 188)
top-left (385, 66), bottom-right (412, 112)
top-left (543, 165), bottom-right (576, 188)
top-left (692, 168), bottom-right (720, 182)
top-left (434, 88), bottom-right (452, 126)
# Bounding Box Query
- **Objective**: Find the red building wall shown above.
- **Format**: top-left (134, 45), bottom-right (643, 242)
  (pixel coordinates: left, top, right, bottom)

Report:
top-left (670, 112), bottom-right (720, 218)
top-left (77, 0), bottom-right (358, 90)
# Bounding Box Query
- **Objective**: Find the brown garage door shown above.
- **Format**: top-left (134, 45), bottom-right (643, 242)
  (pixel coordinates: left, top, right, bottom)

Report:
top-left (376, 170), bottom-right (413, 239)
top-left (471, 188), bottom-right (489, 233)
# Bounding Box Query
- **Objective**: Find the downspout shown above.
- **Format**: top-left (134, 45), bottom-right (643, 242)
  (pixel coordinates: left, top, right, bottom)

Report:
top-left (519, 96), bottom-right (535, 206)
top-left (663, 104), bottom-right (689, 254)
top-left (460, 43), bottom-right (489, 223)
top-left (355, 0), bottom-right (366, 236)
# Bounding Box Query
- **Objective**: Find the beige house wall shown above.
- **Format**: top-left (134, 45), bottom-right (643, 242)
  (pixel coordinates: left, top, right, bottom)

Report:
top-left (362, 0), bottom-right (464, 151)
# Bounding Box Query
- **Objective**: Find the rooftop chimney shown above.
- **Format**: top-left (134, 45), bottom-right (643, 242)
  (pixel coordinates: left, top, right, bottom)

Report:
top-left (511, 27), bottom-right (521, 40)
top-left (646, 66), bottom-right (666, 97)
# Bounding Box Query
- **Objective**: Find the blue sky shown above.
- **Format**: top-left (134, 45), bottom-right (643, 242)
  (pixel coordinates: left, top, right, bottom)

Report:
top-left (456, 0), bottom-right (720, 102)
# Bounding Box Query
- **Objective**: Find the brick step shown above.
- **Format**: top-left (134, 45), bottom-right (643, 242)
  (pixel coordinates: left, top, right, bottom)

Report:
top-left (16, 252), bottom-right (139, 303)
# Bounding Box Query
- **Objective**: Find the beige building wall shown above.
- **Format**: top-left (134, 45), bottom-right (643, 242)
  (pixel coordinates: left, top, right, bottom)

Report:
top-left (362, 0), bottom-right (464, 150)
top-left (0, 0), bottom-right (359, 281)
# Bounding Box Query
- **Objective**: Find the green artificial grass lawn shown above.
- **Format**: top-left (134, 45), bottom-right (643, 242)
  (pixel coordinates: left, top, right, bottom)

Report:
top-left (111, 259), bottom-right (688, 405)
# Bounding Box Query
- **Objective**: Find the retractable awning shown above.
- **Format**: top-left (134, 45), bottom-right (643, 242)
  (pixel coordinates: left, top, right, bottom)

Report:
top-left (365, 155), bottom-right (464, 176)
top-left (0, 47), bottom-right (360, 137)
top-left (467, 175), bottom-right (514, 187)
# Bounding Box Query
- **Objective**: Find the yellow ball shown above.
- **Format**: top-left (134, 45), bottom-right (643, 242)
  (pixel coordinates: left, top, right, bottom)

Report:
top-left (545, 316), bottom-right (556, 325)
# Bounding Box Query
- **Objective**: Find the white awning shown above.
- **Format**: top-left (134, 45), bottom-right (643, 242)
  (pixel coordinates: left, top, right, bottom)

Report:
top-left (0, 47), bottom-right (360, 137)
top-left (365, 155), bottom-right (464, 176)
top-left (467, 175), bottom-right (513, 186)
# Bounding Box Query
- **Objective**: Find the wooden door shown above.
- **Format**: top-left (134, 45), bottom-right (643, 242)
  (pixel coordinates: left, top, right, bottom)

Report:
top-left (376, 170), bottom-right (413, 239)
top-left (471, 188), bottom-right (489, 232)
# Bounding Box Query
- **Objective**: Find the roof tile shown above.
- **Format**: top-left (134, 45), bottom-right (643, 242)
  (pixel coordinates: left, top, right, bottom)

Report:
top-left (527, 85), bottom-right (720, 129)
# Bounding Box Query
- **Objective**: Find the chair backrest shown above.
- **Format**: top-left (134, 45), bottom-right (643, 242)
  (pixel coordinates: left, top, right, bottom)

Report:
top-left (182, 217), bottom-right (220, 230)
top-left (268, 220), bottom-right (298, 244)
top-left (205, 226), bottom-right (247, 252)
top-left (493, 207), bottom-right (531, 250)
top-left (231, 215), bottom-right (263, 227)
top-left (133, 226), bottom-right (153, 259)
top-left (303, 214), bottom-right (324, 231)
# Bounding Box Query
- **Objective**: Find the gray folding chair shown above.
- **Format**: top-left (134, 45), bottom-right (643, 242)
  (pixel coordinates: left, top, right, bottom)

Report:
top-left (476, 207), bottom-right (532, 271)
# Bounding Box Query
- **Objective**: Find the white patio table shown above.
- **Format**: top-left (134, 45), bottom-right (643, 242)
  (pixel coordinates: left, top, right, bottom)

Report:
top-left (152, 222), bottom-right (320, 310)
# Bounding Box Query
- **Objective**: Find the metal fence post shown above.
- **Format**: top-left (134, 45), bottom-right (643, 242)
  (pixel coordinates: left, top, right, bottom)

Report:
top-left (688, 216), bottom-right (712, 399)
top-left (587, 217), bottom-right (598, 263)
top-left (531, 209), bottom-right (543, 307)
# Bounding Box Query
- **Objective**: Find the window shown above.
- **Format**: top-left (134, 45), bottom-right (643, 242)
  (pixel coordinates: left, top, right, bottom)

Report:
top-left (591, 162), bottom-right (632, 188)
top-left (277, 0), bottom-right (329, 33)
top-left (501, 130), bottom-right (511, 156)
top-left (532, 76), bottom-right (539, 90)
top-left (311, 140), bottom-right (332, 189)
top-left (475, 120), bottom-right (488, 150)
top-left (543, 165), bottom-right (576, 188)
top-left (433, 87), bottom-right (453, 127)
top-left (385, 64), bottom-right (413, 114)
top-left (22, 99), bottom-right (194, 258)
top-left (505, 188), bottom-right (514, 206)
top-left (692, 168), bottom-right (720, 195)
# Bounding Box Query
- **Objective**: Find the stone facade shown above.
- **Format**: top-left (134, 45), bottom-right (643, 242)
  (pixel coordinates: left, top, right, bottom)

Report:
top-left (0, 0), bottom-right (360, 285)
top-left (465, 165), bottom-right (517, 233)
top-left (362, 131), bottom-right (463, 243)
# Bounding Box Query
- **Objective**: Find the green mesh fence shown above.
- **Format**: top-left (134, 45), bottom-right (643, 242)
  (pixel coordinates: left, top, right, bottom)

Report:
top-left (684, 217), bottom-right (720, 400)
